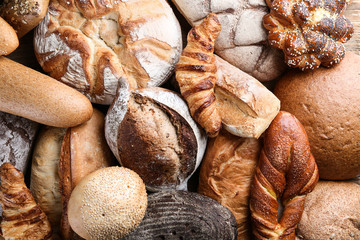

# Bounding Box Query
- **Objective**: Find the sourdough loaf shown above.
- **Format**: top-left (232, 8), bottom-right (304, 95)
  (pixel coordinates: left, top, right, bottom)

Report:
top-left (34, 0), bottom-right (182, 104)
top-left (105, 85), bottom-right (207, 191)
top-left (171, 0), bottom-right (286, 81)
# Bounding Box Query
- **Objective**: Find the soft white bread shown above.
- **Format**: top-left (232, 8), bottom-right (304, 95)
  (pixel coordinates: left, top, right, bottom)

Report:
top-left (0, 57), bottom-right (93, 127)
top-left (68, 167), bottom-right (147, 240)
top-left (0, 0), bottom-right (49, 38)
top-left (34, 0), bottom-right (182, 104)
top-left (215, 56), bottom-right (280, 138)
top-left (0, 17), bottom-right (19, 55)
top-left (171, 0), bottom-right (286, 81)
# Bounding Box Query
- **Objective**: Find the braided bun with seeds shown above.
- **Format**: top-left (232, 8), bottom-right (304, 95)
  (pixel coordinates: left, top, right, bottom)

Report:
top-left (249, 111), bottom-right (319, 239)
top-left (264, 0), bottom-right (354, 70)
top-left (176, 13), bottom-right (222, 137)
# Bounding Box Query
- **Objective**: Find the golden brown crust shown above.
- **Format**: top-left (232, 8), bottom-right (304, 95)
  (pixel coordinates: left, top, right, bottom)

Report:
top-left (0, 163), bottom-right (52, 240)
top-left (0, 0), bottom-right (49, 38)
top-left (0, 17), bottom-right (19, 55)
top-left (59, 109), bottom-right (114, 240)
top-left (176, 13), bottom-right (222, 137)
top-left (264, 0), bottom-right (354, 70)
top-left (198, 130), bottom-right (260, 240)
top-left (249, 111), bottom-right (319, 239)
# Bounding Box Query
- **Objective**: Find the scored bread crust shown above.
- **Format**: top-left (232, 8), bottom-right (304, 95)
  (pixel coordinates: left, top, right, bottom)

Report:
top-left (34, 0), bottom-right (182, 104)
top-left (171, 0), bottom-right (287, 81)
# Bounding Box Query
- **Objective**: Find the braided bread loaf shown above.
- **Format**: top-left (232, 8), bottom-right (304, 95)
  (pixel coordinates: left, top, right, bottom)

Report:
top-left (249, 111), bottom-right (319, 239)
top-left (264, 0), bottom-right (354, 70)
top-left (0, 163), bottom-right (52, 240)
top-left (176, 13), bottom-right (222, 137)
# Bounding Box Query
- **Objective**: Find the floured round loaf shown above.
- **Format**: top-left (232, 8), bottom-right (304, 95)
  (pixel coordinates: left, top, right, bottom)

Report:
top-left (296, 181), bottom-right (360, 240)
top-left (34, 0), bottom-right (182, 104)
top-left (123, 190), bottom-right (238, 240)
top-left (0, 111), bottom-right (38, 173)
top-left (198, 130), bottom-right (260, 240)
top-left (105, 84), bottom-right (207, 191)
top-left (171, 0), bottom-right (286, 81)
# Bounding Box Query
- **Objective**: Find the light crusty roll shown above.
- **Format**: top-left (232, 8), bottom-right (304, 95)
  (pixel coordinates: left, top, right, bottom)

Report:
top-left (214, 56), bottom-right (280, 138)
top-left (250, 111), bottom-right (319, 239)
top-left (67, 167), bottom-right (147, 240)
top-left (105, 84), bottom-right (207, 192)
top-left (0, 57), bottom-right (93, 127)
top-left (0, 0), bottom-right (49, 38)
top-left (0, 163), bottom-right (52, 240)
top-left (0, 17), bottom-right (18, 55)
top-left (30, 109), bottom-right (115, 240)
top-left (296, 181), bottom-right (360, 240)
top-left (34, 0), bottom-right (182, 104)
top-left (198, 130), bottom-right (260, 240)
top-left (176, 13), bottom-right (222, 137)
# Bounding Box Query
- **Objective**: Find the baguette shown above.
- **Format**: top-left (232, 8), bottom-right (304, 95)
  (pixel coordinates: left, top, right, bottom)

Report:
top-left (0, 17), bottom-right (18, 55)
top-left (0, 57), bottom-right (93, 127)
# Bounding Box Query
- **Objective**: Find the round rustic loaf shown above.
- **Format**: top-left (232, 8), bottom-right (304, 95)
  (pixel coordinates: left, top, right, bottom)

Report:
top-left (274, 52), bottom-right (360, 180)
top-left (105, 85), bottom-right (207, 191)
top-left (296, 181), bottom-right (360, 240)
top-left (198, 130), bottom-right (260, 240)
top-left (67, 166), bottom-right (147, 240)
top-left (34, 0), bottom-right (182, 104)
top-left (0, 0), bottom-right (49, 38)
top-left (171, 0), bottom-right (286, 81)
top-left (123, 190), bottom-right (238, 240)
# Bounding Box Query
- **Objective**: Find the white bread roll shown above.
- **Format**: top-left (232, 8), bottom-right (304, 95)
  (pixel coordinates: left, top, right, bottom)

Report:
top-left (0, 17), bottom-right (18, 55)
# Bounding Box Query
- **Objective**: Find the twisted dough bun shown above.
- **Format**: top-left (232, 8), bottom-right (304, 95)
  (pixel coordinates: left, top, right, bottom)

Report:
top-left (176, 13), bottom-right (222, 137)
top-left (250, 111), bottom-right (319, 239)
top-left (264, 0), bottom-right (354, 70)
top-left (0, 163), bottom-right (52, 240)
top-left (34, 0), bottom-right (182, 104)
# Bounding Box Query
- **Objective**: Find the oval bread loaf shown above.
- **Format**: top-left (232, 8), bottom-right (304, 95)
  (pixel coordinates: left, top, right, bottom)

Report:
top-left (0, 17), bottom-right (19, 55)
top-left (0, 57), bottom-right (93, 127)
top-left (123, 190), bottom-right (238, 240)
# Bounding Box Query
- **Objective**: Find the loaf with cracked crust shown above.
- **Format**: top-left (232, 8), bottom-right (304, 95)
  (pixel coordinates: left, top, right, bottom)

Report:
top-left (34, 0), bottom-right (182, 104)
top-left (105, 85), bottom-right (207, 192)
top-left (171, 0), bottom-right (287, 81)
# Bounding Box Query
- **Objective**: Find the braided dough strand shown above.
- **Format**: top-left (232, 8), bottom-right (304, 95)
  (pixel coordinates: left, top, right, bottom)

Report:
top-left (176, 13), bottom-right (222, 137)
top-left (250, 111), bottom-right (319, 239)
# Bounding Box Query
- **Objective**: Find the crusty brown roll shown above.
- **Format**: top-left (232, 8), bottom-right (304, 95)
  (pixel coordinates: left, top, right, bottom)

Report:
top-left (0, 163), bottom-right (52, 240)
top-left (105, 85), bottom-right (207, 192)
top-left (264, 0), bottom-right (353, 70)
top-left (30, 109), bottom-right (115, 240)
top-left (67, 167), bottom-right (147, 240)
top-left (0, 111), bottom-right (39, 174)
top-left (214, 56), bottom-right (280, 138)
top-left (250, 111), bottom-right (319, 239)
top-left (198, 130), bottom-right (260, 240)
top-left (296, 181), bottom-right (360, 240)
top-left (34, 0), bottom-right (182, 104)
top-left (274, 52), bottom-right (360, 180)
top-left (0, 57), bottom-right (93, 127)
top-left (176, 13), bottom-right (222, 137)
top-left (0, 17), bottom-right (18, 55)
top-left (0, 0), bottom-right (49, 38)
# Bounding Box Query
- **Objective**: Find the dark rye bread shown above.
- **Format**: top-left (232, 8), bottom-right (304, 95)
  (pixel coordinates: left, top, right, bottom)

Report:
top-left (0, 111), bottom-right (38, 173)
top-left (122, 190), bottom-right (238, 240)
top-left (105, 86), bottom-right (207, 192)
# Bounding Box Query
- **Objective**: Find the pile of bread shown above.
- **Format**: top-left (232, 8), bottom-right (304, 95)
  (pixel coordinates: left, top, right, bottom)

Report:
top-left (0, 0), bottom-right (359, 239)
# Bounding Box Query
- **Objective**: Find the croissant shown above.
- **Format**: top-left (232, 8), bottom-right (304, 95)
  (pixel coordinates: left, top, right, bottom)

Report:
top-left (0, 163), bottom-right (52, 240)
top-left (264, 0), bottom-right (353, 70)
top-left (249, 111), bottom-right (319, 239)
top-left (176, 13), bottom-right (222, 137)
